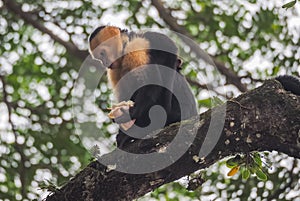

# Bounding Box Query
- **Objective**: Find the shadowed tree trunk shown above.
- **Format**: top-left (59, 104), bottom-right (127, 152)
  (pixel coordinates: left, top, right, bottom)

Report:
top-left (45, 79), bottom-right (300, 201)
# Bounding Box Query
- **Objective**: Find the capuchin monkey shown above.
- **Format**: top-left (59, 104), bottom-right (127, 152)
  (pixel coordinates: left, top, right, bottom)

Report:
top-left (89, 26), bottom-right (300, 149)
top-left (88, 26), bottom-right (198, 148)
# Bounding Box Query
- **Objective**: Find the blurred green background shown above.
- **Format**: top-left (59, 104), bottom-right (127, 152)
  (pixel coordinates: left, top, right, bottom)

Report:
top-left (0, 0), bottom-right (299, 200)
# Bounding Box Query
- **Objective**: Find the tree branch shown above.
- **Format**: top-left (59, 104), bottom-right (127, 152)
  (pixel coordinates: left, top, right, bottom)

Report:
top-left (3, 0), bottom-right (88, 61)
top-left (150, 0), bottom-right (247, 92)
top-left (5, 0), bottom-right (246, 93)
top-left (186, 77), bottom-right (227, 98)
top-left (4, 0), bottom-right (228, 97)
top-left (45, 79), bottom-right (300, 201)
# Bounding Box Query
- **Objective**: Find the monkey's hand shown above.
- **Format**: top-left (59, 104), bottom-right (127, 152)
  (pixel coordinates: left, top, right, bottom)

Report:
top-left (108, 101), bottom-right (136, 130)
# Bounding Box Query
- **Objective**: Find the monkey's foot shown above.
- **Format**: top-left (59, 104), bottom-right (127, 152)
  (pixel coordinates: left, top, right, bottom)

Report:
top-left (108, 101), bottom-right (136, 130)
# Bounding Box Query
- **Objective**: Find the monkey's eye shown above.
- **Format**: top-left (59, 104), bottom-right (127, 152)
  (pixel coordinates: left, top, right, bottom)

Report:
top-left (94, 47), bottom-right (111, 67)
top-left (94, 48), bottom-right (107, 61)
top-left (99, 49), bottom-right (106, 58)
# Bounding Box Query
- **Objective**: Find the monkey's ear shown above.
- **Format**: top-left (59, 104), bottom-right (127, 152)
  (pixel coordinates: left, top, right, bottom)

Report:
top-left (176, 58), bottom-right (183, 70)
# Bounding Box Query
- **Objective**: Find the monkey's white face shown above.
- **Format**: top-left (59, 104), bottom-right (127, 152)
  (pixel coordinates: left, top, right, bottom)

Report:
top-left (92, 38), bottom-right (123, 69)
top-left (89, 26), bottom-right (124, 69)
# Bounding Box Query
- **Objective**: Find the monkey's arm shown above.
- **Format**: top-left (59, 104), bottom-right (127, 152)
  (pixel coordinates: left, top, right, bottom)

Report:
top-left (113, 66), bottom-right (168, 125)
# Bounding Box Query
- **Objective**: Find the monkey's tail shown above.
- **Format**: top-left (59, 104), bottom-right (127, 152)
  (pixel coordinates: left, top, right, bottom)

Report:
top-left (275, 75), bottom-right (300, 96)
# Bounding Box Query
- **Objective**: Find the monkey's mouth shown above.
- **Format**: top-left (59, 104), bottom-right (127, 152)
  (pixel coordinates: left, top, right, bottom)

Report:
top-left (95, 51), bottom-right (121, 69)
top-left (108, 62), bottom-right (116, 69)
top-left (106, 58), bottom-right (121, 70)
top-left (98, 59), bottom-right (117, 69)
top-left (107, 61), bottom-right (119, 69)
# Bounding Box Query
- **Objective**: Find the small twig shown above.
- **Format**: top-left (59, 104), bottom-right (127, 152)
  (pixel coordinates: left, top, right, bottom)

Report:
top-left (186, 77), bottom-right (227, 98)
top-left (228, 100), bottom-right (252, 110)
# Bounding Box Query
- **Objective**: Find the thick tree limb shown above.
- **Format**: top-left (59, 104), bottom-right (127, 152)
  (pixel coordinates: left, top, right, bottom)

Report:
top-left (151, 0), bottom-right (247, 92)
top-left (46, 79), bottom-right (300, 201)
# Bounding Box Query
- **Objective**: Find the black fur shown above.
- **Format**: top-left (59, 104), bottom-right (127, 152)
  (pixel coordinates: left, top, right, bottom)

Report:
top-left (88, 26), bottom-right (106, 43)
top-left (88, 26), bottom-right (197, 149)
top-left (88, 26), bottom-right (128, 43)
top-left (275, 75), bottom-right (300, 96)
top-left (115, 31), bottom-right (197, 149)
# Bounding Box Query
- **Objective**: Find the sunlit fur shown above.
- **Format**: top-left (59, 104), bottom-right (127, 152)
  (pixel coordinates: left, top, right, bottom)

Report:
top-left (89, 26), bottom-right (121, 52)
top-left (122, 37), bottom-right (150, 70)
top-left (89, 26), bottom-right (150, 88)
top-left (108, 37), bottom-right (150, 91)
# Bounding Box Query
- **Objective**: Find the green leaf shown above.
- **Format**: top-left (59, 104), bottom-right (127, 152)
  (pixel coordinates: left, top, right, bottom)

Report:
top-left (226, 155), bottom-right (243, 168)
top-left (253, 152), bottom-right (262, 167)
top-left (248, 163), bottom-right (257, 174)
top-left (226, 158), bottom-right (239, 168)
top-left (256, 169), bottom-right (267, 181)
top-left (242, 169), bottom-right (250, 180)
top-left (272, 66), bottom-right (280, 76)
top-left (198, 98), bottom-right (213, 108)
top-left (282, 0), bottom-right (297, 9)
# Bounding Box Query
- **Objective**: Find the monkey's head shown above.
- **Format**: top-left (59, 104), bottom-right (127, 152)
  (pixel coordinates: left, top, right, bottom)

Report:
top-left (89, 26), bottom-right (184, 71)
top-left (89, 26), bottom-right (129, 69)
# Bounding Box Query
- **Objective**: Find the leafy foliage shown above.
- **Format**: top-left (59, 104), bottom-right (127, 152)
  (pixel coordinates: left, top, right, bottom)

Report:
top-left (282, 0), bottom-right (297, 9)
top-left (226, 152), bottom-right (268, 181)
top-left (0, 0), bottom-right (299, 200)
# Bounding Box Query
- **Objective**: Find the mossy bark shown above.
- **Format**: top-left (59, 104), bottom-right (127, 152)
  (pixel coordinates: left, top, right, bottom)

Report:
top-left (46, 79), bottom-right (300, 201)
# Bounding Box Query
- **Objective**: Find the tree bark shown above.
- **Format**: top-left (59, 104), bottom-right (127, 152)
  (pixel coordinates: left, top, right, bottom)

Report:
top-left (45, 79), bottom-right (300, 201)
